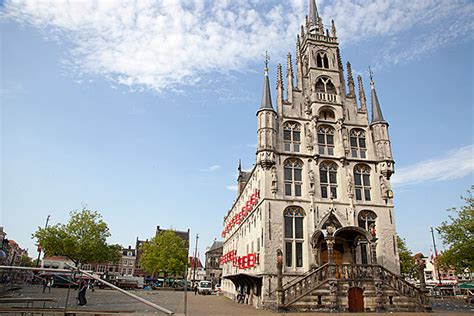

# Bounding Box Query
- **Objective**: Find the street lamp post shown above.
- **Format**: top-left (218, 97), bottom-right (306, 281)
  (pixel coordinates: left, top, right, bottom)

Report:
top-left (35, 215), bottom-right (50, 267)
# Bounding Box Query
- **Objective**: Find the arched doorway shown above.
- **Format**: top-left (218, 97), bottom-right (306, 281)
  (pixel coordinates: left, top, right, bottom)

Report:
top-left (348, 287), bottom-right (364, 312)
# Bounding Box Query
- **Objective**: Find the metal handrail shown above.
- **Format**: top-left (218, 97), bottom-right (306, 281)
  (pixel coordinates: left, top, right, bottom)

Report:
top-left (0, 265), bottom-right (174, 314)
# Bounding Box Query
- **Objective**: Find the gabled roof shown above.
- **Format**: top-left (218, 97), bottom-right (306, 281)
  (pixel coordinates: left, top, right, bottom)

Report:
top-left (207, 240), bottom-right (223, 253)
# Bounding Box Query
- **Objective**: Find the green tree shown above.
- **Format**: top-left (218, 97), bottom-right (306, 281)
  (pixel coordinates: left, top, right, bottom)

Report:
top-left (436, 186), bottom-right (474, 273)
top-left (19, 254), bottom-right (34, 267)
top-left (140, 231), bottom-right (187, 277)
top-left (397, 235), bottom-right (416, 278)
top-left (33, 208), bottom-right (121, 267)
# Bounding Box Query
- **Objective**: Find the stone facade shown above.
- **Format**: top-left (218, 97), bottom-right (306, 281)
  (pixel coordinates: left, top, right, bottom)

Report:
top-left (205, 240), bottom-right (223, 286)
top-left (220, 1), bottom-right (425, 312)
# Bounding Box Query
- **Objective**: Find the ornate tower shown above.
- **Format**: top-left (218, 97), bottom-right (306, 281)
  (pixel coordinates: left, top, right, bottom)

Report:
top-left (256, 54), bottom-right (278, 170)
top-left (219, 0), bottom-right (428, 312)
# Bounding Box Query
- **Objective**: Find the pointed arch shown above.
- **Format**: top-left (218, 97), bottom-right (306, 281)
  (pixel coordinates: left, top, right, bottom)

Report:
top-left (317, 211), bottom-right (343, 230)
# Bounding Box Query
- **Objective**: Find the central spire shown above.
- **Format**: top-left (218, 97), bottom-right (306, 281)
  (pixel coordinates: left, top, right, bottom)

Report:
top-left (309, 0), bottom-right (319, 28)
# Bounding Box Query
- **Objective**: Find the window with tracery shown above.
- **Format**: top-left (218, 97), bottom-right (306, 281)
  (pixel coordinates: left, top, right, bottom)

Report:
top-left (354, 165), bottom-right (371, 201)
top-left (316, 52), bottom-right (329, 69)
top-left (317, 126), bottom-right (335, 156)
top-left (284, 159), bottom-right (303, 197)
top-left (358, 210), bottom-right (377, 231)
top-left (350, 129), bottom-right (367, 158)
top-left (315, 77), bottom-right (336, 95)
top-left (284, 207), bottom-right (305, 268)
top-left (283, 121), bottom-right (301, 152)
top-left (319, 162), bottom-right (338, 198)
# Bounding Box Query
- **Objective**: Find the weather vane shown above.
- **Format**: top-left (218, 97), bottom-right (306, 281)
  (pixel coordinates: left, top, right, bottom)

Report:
top-left (368, 66), bottom-right (374, 82)
top-left (263, 51), bottom-right (270, 71)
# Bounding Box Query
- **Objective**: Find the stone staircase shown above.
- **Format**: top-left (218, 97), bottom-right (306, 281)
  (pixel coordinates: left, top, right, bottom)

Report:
top-left (277, 264), bottom-right (430, 312)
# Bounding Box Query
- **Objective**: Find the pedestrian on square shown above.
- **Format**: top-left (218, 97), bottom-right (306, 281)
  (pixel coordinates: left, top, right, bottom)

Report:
top-left (194, 284), bottom-right (198, 295)
top-left (78, 280), bottom-right (88, 306)
top-left (42, 276), bottom-right (51, 293)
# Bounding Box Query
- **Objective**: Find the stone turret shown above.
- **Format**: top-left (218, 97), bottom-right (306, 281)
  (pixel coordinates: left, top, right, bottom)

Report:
top-left (256, 57), bottom-right (277, 170)
top-left (369, 73), bottom-right (394, 179)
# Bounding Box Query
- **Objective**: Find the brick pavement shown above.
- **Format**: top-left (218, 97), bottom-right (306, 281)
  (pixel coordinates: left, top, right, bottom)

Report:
top-left (2, 285), bottom-right (472, 315)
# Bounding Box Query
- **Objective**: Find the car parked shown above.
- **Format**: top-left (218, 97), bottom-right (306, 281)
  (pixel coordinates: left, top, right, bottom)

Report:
top-left (197, 281), bottom-right (212, 295)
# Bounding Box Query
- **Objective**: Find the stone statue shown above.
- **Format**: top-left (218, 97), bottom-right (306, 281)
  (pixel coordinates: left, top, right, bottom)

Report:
top-left (342, 129), bottom-right (350, 155)
top-left (346, 173), bottom-right (354, 198)
top-left (308, 169), bottom-right (315, 194)
top-left (305, 125), bottom-right (314, 150)
top-left (304, 95), bottom-right (312, 115)
top-left (271, 167), bottom-right (278, 193)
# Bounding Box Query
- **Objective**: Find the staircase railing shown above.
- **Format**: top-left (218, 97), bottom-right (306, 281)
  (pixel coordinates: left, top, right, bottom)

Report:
top-left (377, 265), bottom-right (427, 306)
top-left (281, 263), bottom-right (330, 307)
top-left (279, 264), bottom-right (428, 308)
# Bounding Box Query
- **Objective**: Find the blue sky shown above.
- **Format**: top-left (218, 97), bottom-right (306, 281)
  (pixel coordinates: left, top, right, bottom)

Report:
top-left (1, 0), bottom-right (473, 260)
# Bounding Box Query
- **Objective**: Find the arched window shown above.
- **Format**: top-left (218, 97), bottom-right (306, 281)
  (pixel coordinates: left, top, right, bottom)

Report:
top-left (358, 210), bottom-right (377, 231)
top-left (319, 162), bottom-right (338, 199)
top-left (315, 77), bottom-right (336, 95)
top-left (354, 165), bottom-right (371, 201)
top-left (316, 52), bottom-right (329, 69)
top-left (317, 125), bottom-right (335, 156)
top-left (283, 121), bottom-right (301, 152)
top-left (284, 159), bottom-right (303, 197)
top-left (284, 207), bottom-right (305, 268)
top-left (318, 108), bottom-right (335, 121)
top-left (350, 129), bottom-right (367, 158)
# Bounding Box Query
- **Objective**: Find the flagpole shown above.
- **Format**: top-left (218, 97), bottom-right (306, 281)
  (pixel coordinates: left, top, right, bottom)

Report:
top-left (430, 227), bottom-right (442, 286)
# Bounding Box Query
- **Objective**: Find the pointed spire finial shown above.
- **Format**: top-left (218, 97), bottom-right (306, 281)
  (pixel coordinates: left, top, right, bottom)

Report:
top-left (238, 159), bottom-right (242, 173)
top-left (347, 61), bottom-right (355, 97)
top-left (287, 53), bottom-right (293, 78)
top-left (318, 16), bottom-right (324, 35)
top-left (357, 75), bottom-right (367, 112)
top-left (368, 67), bottom-right (385, 123)
top-left (259, 52), bottom-right (274, 112)
top-left (309, 0), bottom-right (319, 31)
top-left (331, 19), bottom-right (337, 37)
top-left (277, 63), bottom-right (283, 88)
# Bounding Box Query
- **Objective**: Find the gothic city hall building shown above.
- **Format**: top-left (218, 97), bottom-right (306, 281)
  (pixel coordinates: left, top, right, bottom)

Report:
top-left (220, 1), bottom-right (429, 313)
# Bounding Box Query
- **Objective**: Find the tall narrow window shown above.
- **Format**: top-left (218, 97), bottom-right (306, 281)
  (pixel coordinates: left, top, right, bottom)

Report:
top-left (284, 207), bottom-right (305, 268)
top-left (317, 126), bottom-right (335, 156)
top-left (284, 159), bottom-right (303, 197)
top-left (354, 165), bottom-right (371, 201)
top-left (350, 129), bottom-right (367, 158)
top-left (320, 162), bottom-right (338, 198)
top-left (316, 52), bottom-right (329, 69)
top-left (283, 122), bottom-right (301, 152)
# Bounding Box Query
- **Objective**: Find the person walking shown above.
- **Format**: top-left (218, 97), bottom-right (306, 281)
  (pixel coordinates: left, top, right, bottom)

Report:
top-left (194, 284), bottom-right (198, 295)
top-left (42, 276), bottom-right (51, 293)
top-left (78, 280), bottom-right (88, 306)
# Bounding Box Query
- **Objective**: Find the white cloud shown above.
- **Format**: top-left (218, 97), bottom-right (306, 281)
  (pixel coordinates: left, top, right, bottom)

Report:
top-left (226, 185), bottom-right (238, 191)
top-left (200, 164), bottom-right (221, 172)
top-left (3, 0), bottom-right (473, 92)
top-left (391, 145), bottom-right (474, 186)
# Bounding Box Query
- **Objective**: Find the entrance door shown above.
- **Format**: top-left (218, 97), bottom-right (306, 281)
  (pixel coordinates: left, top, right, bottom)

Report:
top-left (348, 287), bottom-right (364, 312)
top-left (320, 249), bottom-right (343, 265)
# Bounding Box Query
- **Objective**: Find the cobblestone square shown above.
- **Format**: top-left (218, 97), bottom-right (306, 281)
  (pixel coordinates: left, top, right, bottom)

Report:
top-left (2, 285), bottom-right (472, 315)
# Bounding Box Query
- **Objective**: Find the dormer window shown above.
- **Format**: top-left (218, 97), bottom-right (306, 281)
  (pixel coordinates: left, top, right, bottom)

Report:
top-left (316, 52), bottom-right (329, 69)
top-left (283, 121), bottom-right (301, 152)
